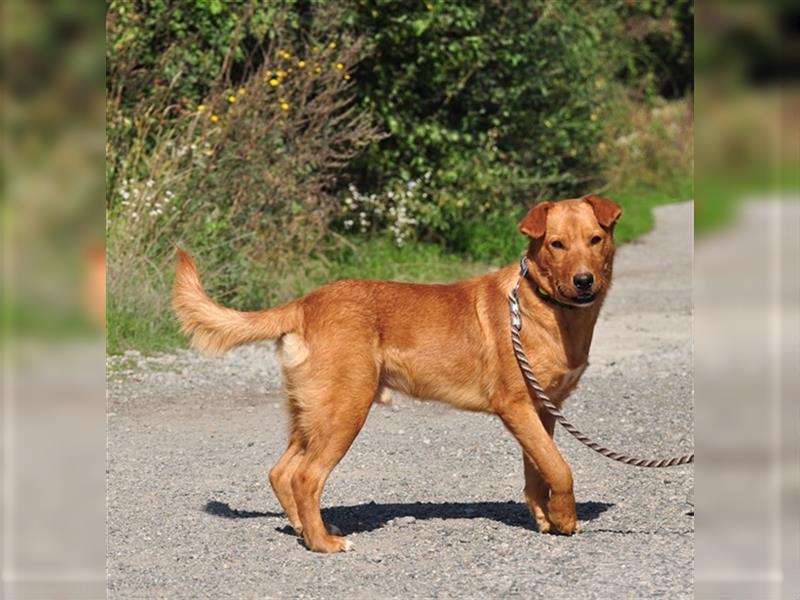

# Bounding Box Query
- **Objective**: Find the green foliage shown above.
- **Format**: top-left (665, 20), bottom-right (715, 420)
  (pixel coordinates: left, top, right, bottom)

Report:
top-left (107, 0), bottom-right (283, 111)
top-left (332, 0), bottom-right (693, 256)
top-left (615, 0), bottom-right (694, 98)
top-left (346, 2), bottom-right (618, 213)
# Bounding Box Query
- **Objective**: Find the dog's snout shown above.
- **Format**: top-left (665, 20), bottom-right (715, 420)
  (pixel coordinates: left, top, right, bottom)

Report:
top-left (573, 272), bottom-right (594, 292)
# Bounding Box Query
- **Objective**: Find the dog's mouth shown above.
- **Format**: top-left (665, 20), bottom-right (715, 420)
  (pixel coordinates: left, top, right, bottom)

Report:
top-left (571, 293), bottom-right (596, 305)
top-left (555, 283), bottom-right (597, 307)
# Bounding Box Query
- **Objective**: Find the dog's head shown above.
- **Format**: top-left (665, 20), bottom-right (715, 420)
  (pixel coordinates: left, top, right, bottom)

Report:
top-left (519, 195), bottom-right (622, 307)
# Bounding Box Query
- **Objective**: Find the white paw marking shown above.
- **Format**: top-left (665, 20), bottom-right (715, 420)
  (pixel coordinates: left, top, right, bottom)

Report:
top-left (342, 539), bottom-right (353, 552)
top-left (536, 520), bottom-right (551, 534)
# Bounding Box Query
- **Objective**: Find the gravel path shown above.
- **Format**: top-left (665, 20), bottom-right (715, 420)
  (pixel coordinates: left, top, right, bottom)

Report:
top-left (107, 203), bottom-right (694, 599)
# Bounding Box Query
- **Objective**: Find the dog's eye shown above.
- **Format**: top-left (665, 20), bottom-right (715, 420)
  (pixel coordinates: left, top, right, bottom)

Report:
top-left (550, 240), bottom-right (565, 250)
top-left (590, 235), bottom-right (602, 245)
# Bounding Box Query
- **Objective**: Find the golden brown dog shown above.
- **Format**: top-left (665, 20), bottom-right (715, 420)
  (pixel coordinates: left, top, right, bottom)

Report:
top-left (173, 194), bottom-right (622, 553)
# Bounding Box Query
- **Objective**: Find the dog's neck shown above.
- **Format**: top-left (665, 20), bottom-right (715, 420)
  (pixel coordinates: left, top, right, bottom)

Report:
top-left (517, 266), bottom-right (606, 364)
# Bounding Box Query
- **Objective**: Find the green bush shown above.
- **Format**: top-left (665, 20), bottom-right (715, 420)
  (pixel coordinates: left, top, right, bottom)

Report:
top-left (107, 0), bottom-right (281, 115)
top-left (344, 2), bottom-right (619, 233)
top-left (334, 0), bottom-right (692, 257)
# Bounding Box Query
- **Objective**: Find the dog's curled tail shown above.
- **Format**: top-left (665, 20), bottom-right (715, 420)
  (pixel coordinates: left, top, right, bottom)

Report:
top-left (172, 248), bottom-right (300, 356)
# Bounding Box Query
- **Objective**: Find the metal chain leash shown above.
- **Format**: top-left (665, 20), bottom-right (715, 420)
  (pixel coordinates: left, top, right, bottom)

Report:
top-left (509, 256), bottom-right (694, 468)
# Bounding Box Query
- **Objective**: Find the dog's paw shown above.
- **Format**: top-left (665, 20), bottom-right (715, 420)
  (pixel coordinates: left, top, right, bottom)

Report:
top-left (547, 492), bottom-right (578, 535)
top-left (535, 514), bottom-right (552, 534)
top-left (548, 518), bottom-right (578, 536)
top-left (549, 514), bottom-right (578, 535)
top-left (303, 533), bottom-right (353, 553)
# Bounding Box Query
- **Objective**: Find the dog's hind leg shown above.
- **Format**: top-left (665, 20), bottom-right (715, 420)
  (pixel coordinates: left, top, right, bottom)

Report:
top-left (268, 430), bottom-right (305, 535)
top-left (291, 373), bottom-right (377, 553)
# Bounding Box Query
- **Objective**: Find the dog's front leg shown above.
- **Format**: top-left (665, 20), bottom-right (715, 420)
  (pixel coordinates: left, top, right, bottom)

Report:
top-left (498, 398), bottom-right (577, 535)
top-left (522, 409), bottom-right (557, 533)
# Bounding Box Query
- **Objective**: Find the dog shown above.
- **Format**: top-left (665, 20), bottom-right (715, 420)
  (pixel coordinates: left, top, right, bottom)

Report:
top-left (173, 194), bottom-right (622, 553)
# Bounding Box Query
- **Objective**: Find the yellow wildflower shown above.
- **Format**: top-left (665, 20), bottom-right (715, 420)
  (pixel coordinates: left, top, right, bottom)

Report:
top-left (277, 69), bottom-right (287, 78)
top-left (314, 65), bottom-right (322, 73)
top-left (312, 46), bottom-right (320, 54)
top-left (335, 63), bottom-right (344, 71)
top-left (269, 78), bottom-right (279, 87)
top-left (197, 104), bottom-right (206, 113)
top-left (344, 74), bottom-right (351, 81)
top-left (426, 3), bottom-right (433, 10)
top-left (265, 70), bottom-right (272, 77)
top-left (280, 101), bottom-right (290, 111)
top-left (237, 87), bottom-right (246, 96)
top-left (227, 95), bottom-right (236, 103)
top-left (590, 113), bottom-right (598, 122)
top-left (210, 114), bottom-right (219, 123)
top-left (287, 68), bottom-right (293, 74)
top-left (298, 60), bottom-right (306, 68)
top-left (280, 50), bottom-right (291, 59)
top-left (329, 41), bottom-right (336, 49)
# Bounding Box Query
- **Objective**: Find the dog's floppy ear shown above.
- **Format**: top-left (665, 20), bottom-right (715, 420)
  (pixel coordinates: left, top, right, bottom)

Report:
top-left (583, 194), bottom-right (622, 228)
top-left (519, 201), bottom-right (552, 239)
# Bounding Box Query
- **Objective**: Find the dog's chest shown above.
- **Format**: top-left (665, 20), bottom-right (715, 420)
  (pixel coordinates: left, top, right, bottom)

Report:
top-left (546, 363), bottom-right (587, 401)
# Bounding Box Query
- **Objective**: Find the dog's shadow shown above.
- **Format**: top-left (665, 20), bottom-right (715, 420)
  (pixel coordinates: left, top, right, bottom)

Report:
top-left (203, 499), bottom-right (613, 534)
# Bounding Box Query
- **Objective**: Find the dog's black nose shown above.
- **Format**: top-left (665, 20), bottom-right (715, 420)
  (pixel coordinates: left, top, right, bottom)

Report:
top-left (573, 272), bottom-right (594, 292)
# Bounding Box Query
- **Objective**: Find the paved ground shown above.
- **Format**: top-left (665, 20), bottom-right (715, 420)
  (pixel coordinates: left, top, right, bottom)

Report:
top-left (107, 203), bottom-right (694, 599)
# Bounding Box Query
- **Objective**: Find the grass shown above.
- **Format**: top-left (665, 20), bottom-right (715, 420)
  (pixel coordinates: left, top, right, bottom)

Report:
top-left (612, 175), bottom-right (693, 243)
top-left (107, 306), bottom-right (185, 356)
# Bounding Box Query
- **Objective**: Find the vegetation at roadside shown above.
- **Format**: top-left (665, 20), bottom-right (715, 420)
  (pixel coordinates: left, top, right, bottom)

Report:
top-left (106, 0), bottom-right (693, 354)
